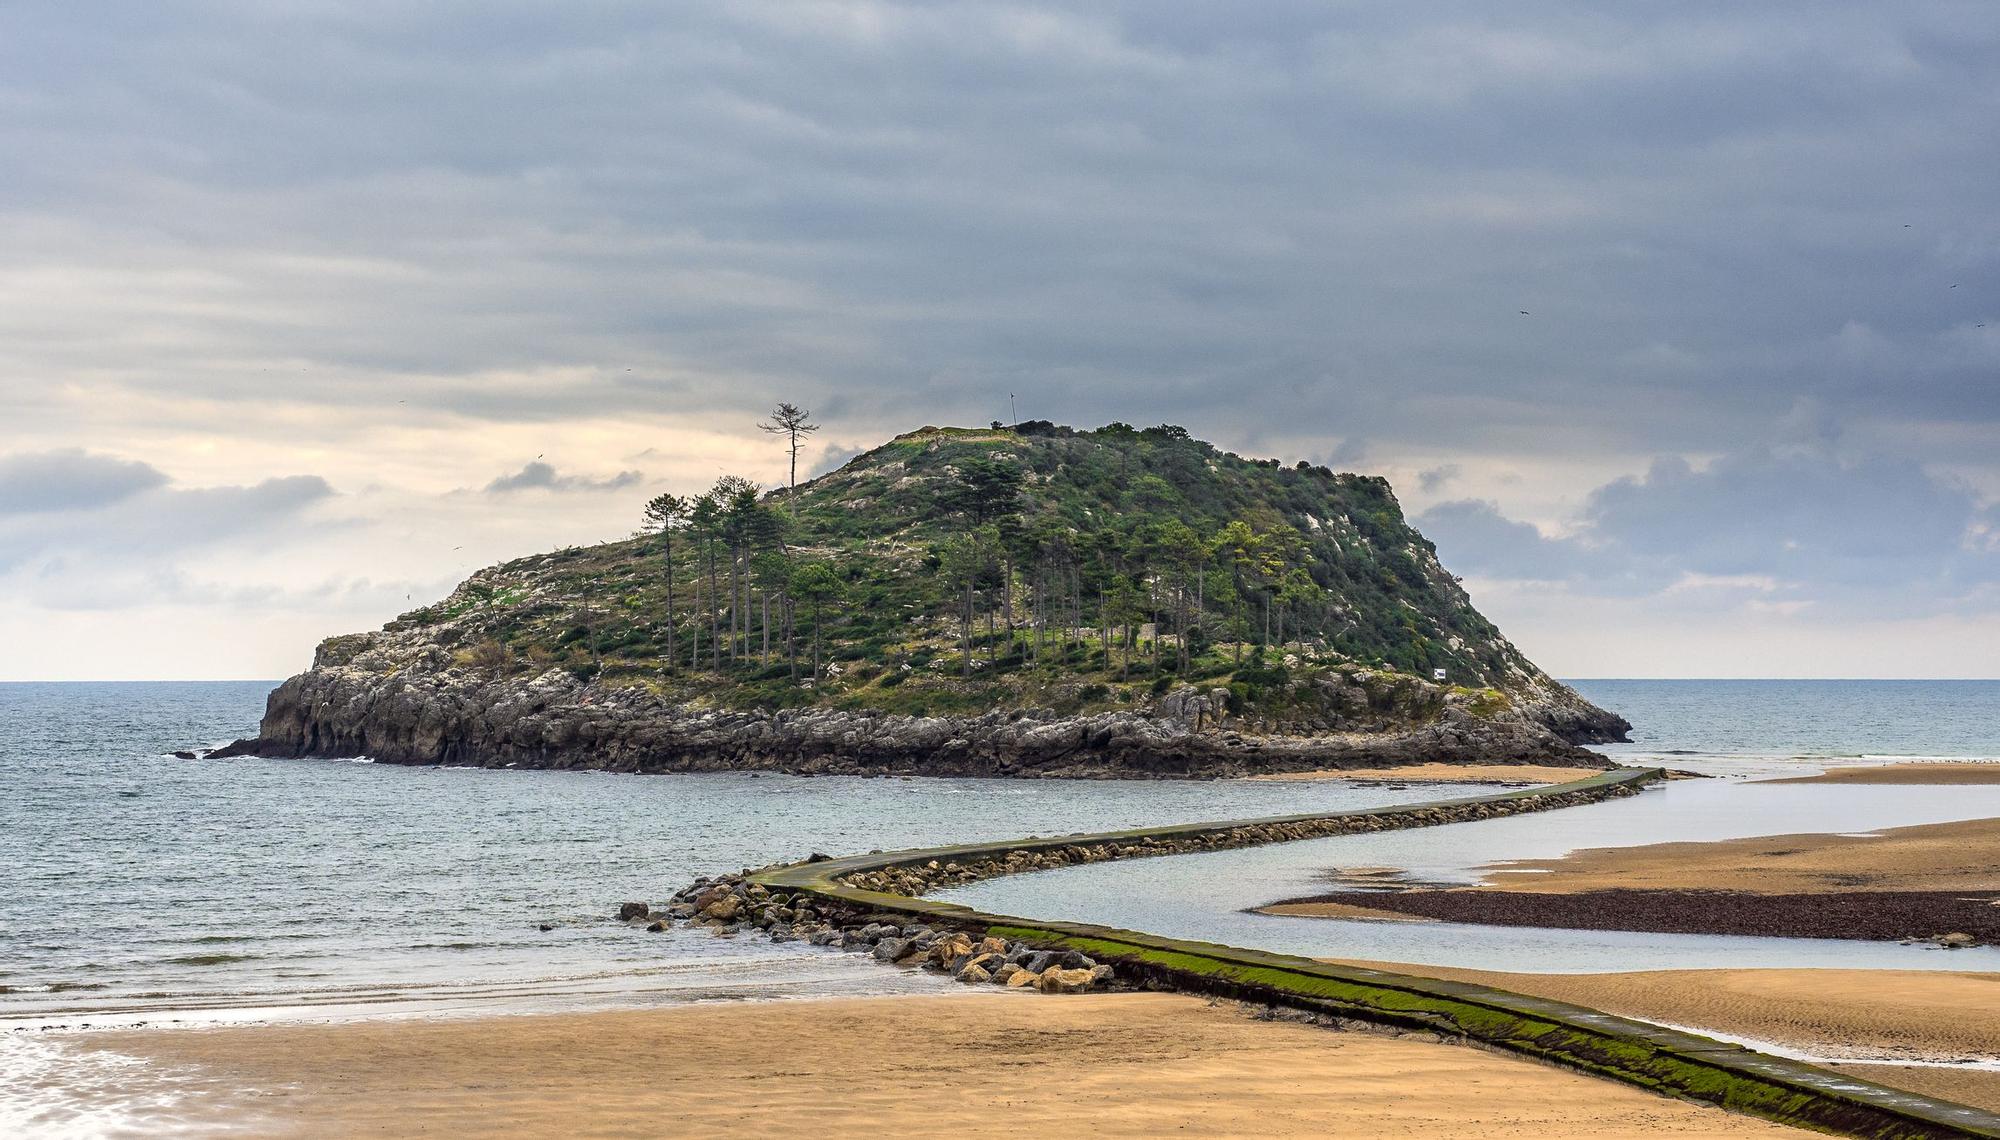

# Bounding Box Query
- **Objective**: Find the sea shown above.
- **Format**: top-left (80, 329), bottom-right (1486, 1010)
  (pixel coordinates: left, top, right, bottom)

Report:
top-left (3, 678), bottom-right (1998, 1131)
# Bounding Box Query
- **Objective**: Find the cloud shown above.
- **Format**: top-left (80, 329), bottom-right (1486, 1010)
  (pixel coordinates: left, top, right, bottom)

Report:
top-left (1417, 464), bottom-right (1461, 493)
top-left (3, 3), bottom-right (1998, 675)
top-left (0, 475), bottom-right (336, 574)
top-left (0, 449), bottom-right (167, 514)
top-left (1418, 435), bottom-right (1998, 617)
top-left (483, 461), bottom-right (642, 494)
top-left (1416, 499), bottom-right (1606, 584)
top-left (1581, 449), bottom-right (1985, 593)
top-left (3, 2), bottom-right (1990, 461)
top-left (807, 442), bottom-right (866, 479)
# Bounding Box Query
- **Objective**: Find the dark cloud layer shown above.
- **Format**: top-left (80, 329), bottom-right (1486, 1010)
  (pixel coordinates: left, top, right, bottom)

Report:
top-left (3, 2), bottom-right (1994, 454)
top-left (2, 3), bottom-right (1997, 672)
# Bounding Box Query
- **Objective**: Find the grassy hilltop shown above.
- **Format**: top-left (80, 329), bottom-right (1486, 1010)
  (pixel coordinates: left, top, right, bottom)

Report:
top-left (373, 422), bottom-right (1563, 727)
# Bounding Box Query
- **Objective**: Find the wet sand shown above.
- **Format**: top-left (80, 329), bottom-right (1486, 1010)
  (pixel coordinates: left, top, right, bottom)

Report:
top-left (69, 993), bottom-right (1792, 1137)
top-left (1834, 1065), bottom-right (2000, 1116)
top-left (1476, 816), bottom-right (2000, 894)
top-left (1279, 886), bottom-right (2000, 942)
top-left (1767, 762), bottom-right (2000, 785)
top-left (1245, 762), bottom-right (1605, 784)
top-left (1320, 962), bottom-right (2000, 1113)
top-left (1266, 816), bottom-right (2000, 943)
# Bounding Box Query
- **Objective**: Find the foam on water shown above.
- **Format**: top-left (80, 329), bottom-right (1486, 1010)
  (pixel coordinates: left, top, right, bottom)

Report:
top-left (0, 1034), bottom-right (241, 1139)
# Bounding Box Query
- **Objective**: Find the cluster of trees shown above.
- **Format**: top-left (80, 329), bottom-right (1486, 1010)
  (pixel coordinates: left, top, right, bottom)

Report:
top-left (633, 409), bottom-right (1377, 689)
top-left (927, 474), bottom-right (1336, 680)
top-left (638, 405), bottom-right (842, 683)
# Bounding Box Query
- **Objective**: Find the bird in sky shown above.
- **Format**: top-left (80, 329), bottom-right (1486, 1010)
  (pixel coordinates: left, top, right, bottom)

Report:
top-left (1519, 310), bottom-right (1530, 315)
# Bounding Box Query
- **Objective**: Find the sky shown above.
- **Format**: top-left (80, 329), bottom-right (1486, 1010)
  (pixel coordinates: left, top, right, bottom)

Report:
top-left (2, 2), bottom-right (1996, 681)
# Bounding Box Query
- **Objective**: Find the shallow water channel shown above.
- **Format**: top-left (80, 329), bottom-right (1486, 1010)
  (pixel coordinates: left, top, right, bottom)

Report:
top-left (938, 774), bottom-right (2000, 974)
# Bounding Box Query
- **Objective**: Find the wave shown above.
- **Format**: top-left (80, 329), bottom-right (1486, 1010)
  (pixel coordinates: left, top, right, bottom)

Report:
top-left (160, 954), bottom-right (257, 968)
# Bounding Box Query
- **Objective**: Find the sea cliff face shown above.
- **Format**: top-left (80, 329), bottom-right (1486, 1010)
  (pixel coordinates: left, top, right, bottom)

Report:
top-left (215, 626), bottom-right (1628, 778)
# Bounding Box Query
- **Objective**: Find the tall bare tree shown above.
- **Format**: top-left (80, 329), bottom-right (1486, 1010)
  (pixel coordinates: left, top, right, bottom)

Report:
top-left (758, 402), bottom-right (819, 513)
top-left (641, 492), bottom-right (688, 670)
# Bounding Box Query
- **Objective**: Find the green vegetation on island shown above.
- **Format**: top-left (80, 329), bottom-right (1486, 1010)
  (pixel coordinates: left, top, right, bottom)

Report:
top-left (388, 417), bottom-right (1564, 727)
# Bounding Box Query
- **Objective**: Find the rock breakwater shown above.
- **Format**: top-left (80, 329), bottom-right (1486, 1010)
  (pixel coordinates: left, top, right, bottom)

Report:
top-left (626, 770), bottom-right (1655, 1001)
top-left (625, 875), bottom-right (1124, 994)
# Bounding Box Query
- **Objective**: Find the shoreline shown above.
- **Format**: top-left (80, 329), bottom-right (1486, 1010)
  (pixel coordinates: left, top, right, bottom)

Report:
top-left (1265, 811), bottom-right (2000, 946)
top-left (1314, 962), bottom-right (2000, 1113)
top-left (1765, 762), bottom-right (2000, 785)
top-left (37, 993), bottom-right (1792, 1138)
top-left (1242, 761), bottom-right (1603, 784)
top-left (1270, 886), bottom-right (2000, 944)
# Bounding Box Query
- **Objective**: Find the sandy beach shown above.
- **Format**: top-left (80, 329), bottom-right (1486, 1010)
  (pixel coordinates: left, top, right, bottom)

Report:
top-left (1470, 816), bottom-right (2000, 894)
top-left (60, 993), bottom-right (1795, 1138)
top-left (1245, 762), bottom-right (1606, 784)
top-left (1766, 762), bottom-right (2000, 785)
top-left (1321, 961), bottom-right (2000, 1113)
top-left (1267, 813), bottom-right (2000, 945)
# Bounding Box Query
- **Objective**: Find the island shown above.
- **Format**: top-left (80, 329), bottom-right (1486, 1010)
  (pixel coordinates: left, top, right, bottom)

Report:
top-left (216, 421), bottom-right (1628, 776)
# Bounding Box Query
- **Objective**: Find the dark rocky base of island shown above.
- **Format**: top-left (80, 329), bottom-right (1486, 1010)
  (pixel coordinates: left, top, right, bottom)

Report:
top-left (210, 662), bottom-right (1625, 779)
top-left (1274, 887), bottom-right (2000, 948)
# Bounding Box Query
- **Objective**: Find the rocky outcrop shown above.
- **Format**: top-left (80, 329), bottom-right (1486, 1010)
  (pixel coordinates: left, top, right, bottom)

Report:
top-left (214, 631), bottom-right (1623, 776)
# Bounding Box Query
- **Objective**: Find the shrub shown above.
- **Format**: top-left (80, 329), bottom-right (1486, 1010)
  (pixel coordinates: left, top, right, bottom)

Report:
top-left (468, 639), bottom-right (510, 676)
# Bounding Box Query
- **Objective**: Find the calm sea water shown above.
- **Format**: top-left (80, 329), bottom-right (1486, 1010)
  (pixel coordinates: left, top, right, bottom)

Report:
top-left (0, 680), bottom-right (1451, 1029)
top-left (1574, 678), bottom-right (2000, 770)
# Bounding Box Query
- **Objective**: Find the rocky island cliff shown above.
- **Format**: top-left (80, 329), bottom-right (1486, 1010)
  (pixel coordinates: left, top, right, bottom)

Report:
top-left (218, 421), bottom-right (1628, 777)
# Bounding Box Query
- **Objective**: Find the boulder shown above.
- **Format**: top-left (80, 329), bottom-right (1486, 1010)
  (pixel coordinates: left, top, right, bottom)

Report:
top-left (956, 963), bottom-right (992, 984)
top-left (1004, 968), bottom-right (1041, 989)
top-left (929, 934), bottom-right (974, 966)
top-left (960, 952), bottom-right (1002, 975)
top-left (618, 902), bottom-right (650, 921)
top-left (699, 896), bottom-right (742, 922)
top-left (1036, 967), bottom-right (1097, 994)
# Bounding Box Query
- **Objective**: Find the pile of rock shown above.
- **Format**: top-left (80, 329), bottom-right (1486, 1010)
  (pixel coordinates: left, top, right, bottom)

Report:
top-left (835, 781), bottom-right (1642, 898)
top-left (834, 924), bottom-right (1115, 992)
top-left (620, 871), bottom-right (1120, 994)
